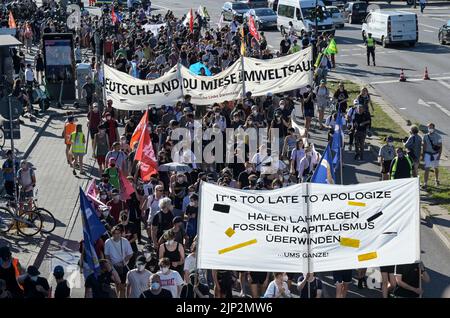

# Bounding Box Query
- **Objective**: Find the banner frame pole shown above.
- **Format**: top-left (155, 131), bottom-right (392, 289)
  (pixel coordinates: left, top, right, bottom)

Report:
top-left (195, 180), bottom-right (204, 272)
top-left (305, 182), bottom-right (312, 299)
top-left (340, 141), bottom-right (343, 185)
top-left (177, 62), bottom-right (185, 98)
top-left (240, 55), bottom-right (246, 102)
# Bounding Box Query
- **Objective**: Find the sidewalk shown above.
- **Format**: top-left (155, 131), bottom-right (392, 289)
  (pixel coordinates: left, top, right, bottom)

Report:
top-left (329, 72), bottom-right (450, 251)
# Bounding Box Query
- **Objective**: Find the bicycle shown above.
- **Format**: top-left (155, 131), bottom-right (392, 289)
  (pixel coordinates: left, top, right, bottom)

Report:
top-left (0, 195), bottom-right (43, 237)
top-left (4, 189), bottom-right (56, 234)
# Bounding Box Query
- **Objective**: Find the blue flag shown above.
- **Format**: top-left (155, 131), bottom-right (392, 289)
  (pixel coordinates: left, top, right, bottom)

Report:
top-left (311, 144), bottom-right (335, 184)
top-left (79, 188), bottom-right (106, 279)
top-left (332, 110), bottom-right (344, 170)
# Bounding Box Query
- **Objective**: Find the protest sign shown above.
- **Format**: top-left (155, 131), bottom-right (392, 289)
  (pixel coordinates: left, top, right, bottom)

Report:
top-left (197, 179), bottom-right (420, 272)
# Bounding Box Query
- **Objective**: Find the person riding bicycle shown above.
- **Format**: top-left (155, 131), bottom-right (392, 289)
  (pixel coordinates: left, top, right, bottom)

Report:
top-left (16, 160), bottom-right (36, 211)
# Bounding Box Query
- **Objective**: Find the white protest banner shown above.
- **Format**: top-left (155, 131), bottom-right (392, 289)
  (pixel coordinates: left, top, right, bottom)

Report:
top-left (243, 47), bottom-right (313, 97)
top-left (143, 23), bottom-right (166, 36)
top-left (103, 64), bottom-right (182, 110)
top-left (197, 179), bottom-right (420, 273)
top-left (180, 59), bottom-right (243, 105)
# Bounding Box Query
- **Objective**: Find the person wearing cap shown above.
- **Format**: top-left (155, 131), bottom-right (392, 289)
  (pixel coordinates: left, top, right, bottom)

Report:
top-left (158, 229), bottom-right (185, 277)
top-left (378, 136), bottom-right (396, 180)
top-left (17, 265), bottom-right (50, 298)
top-left (53, 265), bottom-right (71, 298)
top-left (105, 141), bottom-right (128, 175)
top-left (0, 246), bottom-right (24, 298)
top-left (333, 82), bottom-right (349, 114)
top-left (126, 255), bottom-right (152, 298)
top-left (352, 104), bottom-right (371, 161)
top-left (365, 32), bottom-right (376, 66)
top-left (62, 115), bottom-right (76, 166)
top-left (2, 150), bottom-right (19, 196)
top-left (87, 103), bottom-right (102, 149)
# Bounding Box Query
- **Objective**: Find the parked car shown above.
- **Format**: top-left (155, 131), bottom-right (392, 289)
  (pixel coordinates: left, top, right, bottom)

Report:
top-left (326, 5), bottom-right (345, 29)
top-left (323, 0), bottom-right (346, 9)
top-left (238, 0), bottom-right (269, 8)
top-left (438, 20), bottom-right (450, 45)
top-left (222, 1), bottom-right (251, 23)
top-left (362, 11), bottom-right (418, 47)
top-left (342, 1), bottom-right (368, 24)
top-left (244, 8), bottom-right (278, 30)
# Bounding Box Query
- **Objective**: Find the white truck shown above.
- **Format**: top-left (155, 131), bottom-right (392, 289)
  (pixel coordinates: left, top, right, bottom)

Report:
top-left (362, 10), bottom-right (418, 47)
top-left (277, 0), bottom-right (335, 35)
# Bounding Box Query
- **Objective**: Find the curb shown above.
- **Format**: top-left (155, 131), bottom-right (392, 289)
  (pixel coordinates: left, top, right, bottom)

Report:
top-left (329, 73), bottom-right (450, 250)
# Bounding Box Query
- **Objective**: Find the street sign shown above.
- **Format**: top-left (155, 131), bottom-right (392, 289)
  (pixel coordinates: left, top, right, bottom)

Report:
top-left (3, 120), bottom-right (20, 139)
top-left (0, 96), bottom-right (22, 120)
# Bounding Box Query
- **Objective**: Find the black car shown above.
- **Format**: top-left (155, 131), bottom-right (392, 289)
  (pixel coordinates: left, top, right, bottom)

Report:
top-left (222, 1), bottom-right (251, 23)
top-left (239, 0), bottom-right (268, 8)
top-left (438, 20), bottom-right (450, 45)
top-left (342, 1), bottom-right (368, 24)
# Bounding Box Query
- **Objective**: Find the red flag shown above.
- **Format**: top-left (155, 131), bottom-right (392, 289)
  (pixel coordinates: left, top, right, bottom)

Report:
top-left (189, 8), bottom-right (194, 33)
top-left (8, 11), bottom-right (16, 29)
top-left (248, 15), bottom-right (260, 41)
top-left (86, 179), bottom-right (98, 198)
top-left (111, 6), bottom-right (118, 24)
top-left (129, 110), bottom-right (148, 150)
top-left (119, 171), bottom-right (134, 201)
top-left (135, 127), bottom-right (158, 181)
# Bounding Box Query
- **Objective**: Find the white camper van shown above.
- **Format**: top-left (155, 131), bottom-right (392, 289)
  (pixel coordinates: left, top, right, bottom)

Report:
top-left (277, 0), bottom-right (335, 35)
top-left (362, 11), bottom-right (418, 47)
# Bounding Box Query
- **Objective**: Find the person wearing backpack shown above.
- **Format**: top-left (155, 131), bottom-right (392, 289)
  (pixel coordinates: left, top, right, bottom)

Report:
top-left (404, 125), bottom-right (422, 178)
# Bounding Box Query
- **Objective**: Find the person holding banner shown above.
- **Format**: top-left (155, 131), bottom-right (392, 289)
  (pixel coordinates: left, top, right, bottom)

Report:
top-left (393, 262), bottom-right (430, 298)
top-left (297, 273), bottom-right (323, 298)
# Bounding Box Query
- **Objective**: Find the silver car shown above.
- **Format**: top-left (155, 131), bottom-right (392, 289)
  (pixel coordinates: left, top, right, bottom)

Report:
top-left (244, 8), bottom-right (278, 30)
top-left (326, 6), bottom-right (345, 29)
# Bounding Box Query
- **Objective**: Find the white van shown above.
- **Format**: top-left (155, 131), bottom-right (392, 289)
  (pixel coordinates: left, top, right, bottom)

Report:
top-left (362, 11), bottom-right (418, 47)
top-left (277, 0), bottom-right (335, 35)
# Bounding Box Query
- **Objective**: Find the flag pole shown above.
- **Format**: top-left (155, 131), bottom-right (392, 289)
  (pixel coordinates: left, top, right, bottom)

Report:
top-left (305, 181), bottom-right (312, 299)
top-left (340, 140), bottom-right (343, 184)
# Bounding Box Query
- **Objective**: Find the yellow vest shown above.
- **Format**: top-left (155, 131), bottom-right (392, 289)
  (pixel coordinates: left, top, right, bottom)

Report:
top-left (71, 132), bottom-right (86, 154)
top-left (367, 38), bottom-right (375, 47)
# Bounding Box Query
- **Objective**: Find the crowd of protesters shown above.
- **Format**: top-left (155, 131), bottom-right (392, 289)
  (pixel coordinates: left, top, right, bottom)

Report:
top-left (0, 1), bottom-right (435, 299)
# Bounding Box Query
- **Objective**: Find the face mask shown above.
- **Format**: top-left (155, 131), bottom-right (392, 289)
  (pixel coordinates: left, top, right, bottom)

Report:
top-left (429, 128), bottom-right (434, 134)
top-left (151, 282), bottom-right (160, 290)
top-left (30, 276), bottom-right (39, 282)
top-left (279, 105), bottom-right (284, 110)
top-left (167, 239), bottom-right (174, 245)
top-left (248, 121), bottom-right (253, 125)
top-left (283, 275), bottom-right (288, 282)
top-left (144, 252), bottom-right (151, 260)
top-left (102, 209), bottom-right (109, 217)
top-left (161, 267), bottom-right (169, 274)
top-left (137, 264), bottom-right (145, 271)
top-left (388, 142), bottom-right (393, 146)
top-left (101, 194), bottom-right (107, 200)
top-left (252, 111), bottom-right (258, 116)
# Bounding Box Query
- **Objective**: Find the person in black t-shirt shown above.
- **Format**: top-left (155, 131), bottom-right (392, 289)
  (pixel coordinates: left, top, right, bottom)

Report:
top-left (237, 162), bottom-right (254, 189)
top-left (151, 197), bottom-right (175, 248)
top-left (302, 85), bottom-right (316, 132)
top-left (394, 262), bottom-right (430, 298)
top-left (84, 259), bottom-right (121, 298)
top-left (53, 266), bottom-right (71, 298)
top-left (140, 274), bottom-right (173, 298)
top-left (279, 34), bottom-right (291, 55)
top-left (297, 273), bottom-right (323, 298)
top-left (18, 266), bottom-right (50, 299)
top-left (352, 105), bottom-right (372, 161)
top-left (180, 273), bottom-right (210, 298)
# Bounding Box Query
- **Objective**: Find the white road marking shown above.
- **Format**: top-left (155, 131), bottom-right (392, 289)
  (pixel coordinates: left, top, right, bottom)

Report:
top-left (357, 44), bottom-right (366, 49)
top-left (419, 23), bottom-right (440, 30)
top-left (418, 98), bottom-right (431, 108)
top-left (342, 40), bottom-right (353, 44)
top-left (371, 76), bottom-right (450, 85)
top-left (432, 17), bottom-right (448, 22)
top-left (428, 101), bottom-right (450, 117)
top-left (399, 107), bottom-right (407, 110)
top-left (438, 80), bottom-right (450, 90)
top-left (423, 30), bottom-right (435, 32)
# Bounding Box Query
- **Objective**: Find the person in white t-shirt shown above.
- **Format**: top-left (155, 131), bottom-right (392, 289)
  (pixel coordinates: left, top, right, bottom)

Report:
top-left (183, 242), bottom-right (207, 285)
top-left (126, 256), bottom-right (152, 298)
top-left (263, 272), bottom-right (291, 298)
top-left (104, 225), bottom-right (134, 298)
top-left (157, 257), bottom-right (184, 298)
top-left (144, 184), bottom-right (165, 234)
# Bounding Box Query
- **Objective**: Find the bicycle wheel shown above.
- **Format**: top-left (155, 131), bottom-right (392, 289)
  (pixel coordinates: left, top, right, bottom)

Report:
top-left (0, 127), bottom-right (5, 149)
top-left (16, 211), bottom-right (43, 237)
top-left (0, 207), bottom-right (14, 233)
top-left (35, 208), bottom-right (56, 234)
